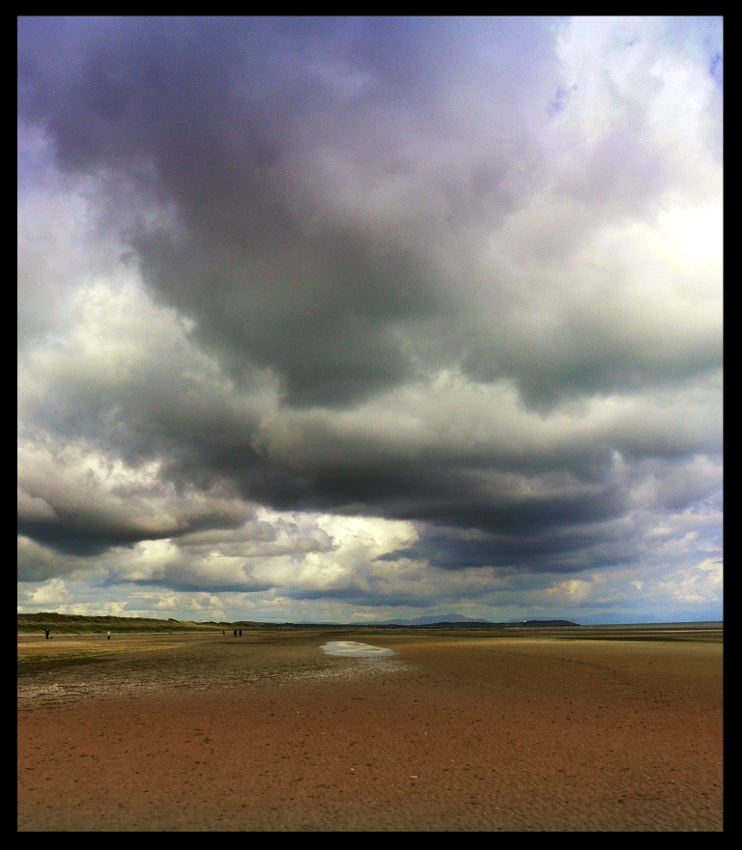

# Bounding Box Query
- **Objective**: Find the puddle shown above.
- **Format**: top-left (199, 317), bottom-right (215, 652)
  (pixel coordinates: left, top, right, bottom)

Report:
top-left (320, 641), bottom-right (395, 658)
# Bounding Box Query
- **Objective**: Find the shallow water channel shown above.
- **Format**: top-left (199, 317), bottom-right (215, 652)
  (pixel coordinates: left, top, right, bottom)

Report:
top-left (320, 640), bottom-right (395, 657)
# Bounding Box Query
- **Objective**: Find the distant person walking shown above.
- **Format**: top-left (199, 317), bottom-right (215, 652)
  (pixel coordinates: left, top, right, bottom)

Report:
top-left (233, 629), bottom-right (237, 638)
top-left (239, 630), bottom-right (242, 637)
top-left (44, 629), bottom-right (49, 640)
top-left (107, 631), bottom-right (111, 640)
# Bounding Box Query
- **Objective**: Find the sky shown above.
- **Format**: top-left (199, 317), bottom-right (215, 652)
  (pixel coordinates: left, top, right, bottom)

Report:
top-left (18, 17), bottom-right (722, 624)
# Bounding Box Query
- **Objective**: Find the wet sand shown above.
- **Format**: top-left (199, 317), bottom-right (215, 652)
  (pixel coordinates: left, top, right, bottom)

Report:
top-left (18, 627), bottom-right (722, 831)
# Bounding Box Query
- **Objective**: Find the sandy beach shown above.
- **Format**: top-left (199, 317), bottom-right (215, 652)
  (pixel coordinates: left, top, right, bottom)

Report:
top-left (18, 627), bottom-right (722, 831)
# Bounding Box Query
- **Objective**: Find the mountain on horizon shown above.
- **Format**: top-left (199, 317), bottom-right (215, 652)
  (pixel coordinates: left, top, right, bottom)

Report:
top-left (375, 613), bottom-right (489, 626)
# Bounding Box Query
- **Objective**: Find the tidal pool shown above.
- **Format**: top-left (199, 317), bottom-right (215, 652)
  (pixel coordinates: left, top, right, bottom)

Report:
top-left (320, 641), bottom-right (395, 658)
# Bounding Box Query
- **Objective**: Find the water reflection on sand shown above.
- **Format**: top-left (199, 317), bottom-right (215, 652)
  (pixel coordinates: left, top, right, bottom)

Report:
top-left (321, 641), bottom-right (395, 657)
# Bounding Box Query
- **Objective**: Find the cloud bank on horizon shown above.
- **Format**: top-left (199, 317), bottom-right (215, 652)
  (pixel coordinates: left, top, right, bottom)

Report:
top-left (18, 17), bottom-right (722, 624)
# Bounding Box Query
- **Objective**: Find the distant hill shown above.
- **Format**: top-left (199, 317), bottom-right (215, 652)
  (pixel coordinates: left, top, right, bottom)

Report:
top-left (373, 615), bottom-right (578, 627)
top-left (375, 613), bottom-right (489, 626)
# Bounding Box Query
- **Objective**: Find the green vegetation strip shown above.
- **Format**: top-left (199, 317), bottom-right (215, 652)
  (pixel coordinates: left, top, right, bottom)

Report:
top-left (17, 613), bottom-right (266, 634)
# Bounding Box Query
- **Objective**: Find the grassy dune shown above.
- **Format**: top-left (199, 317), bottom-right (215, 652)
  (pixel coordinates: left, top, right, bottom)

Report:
top-left (17, 612), bottom-right (266, 635)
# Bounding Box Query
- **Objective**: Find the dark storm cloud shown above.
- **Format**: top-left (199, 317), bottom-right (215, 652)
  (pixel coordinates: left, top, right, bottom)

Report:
top-left (18, 16), bottom-right (721, 419)
top-left (17, 16), bottom-right (557, 407)
top-left (18, 520), bottom-right (144, 557)
top-left (18, 17), bottom-right (722, 609)
top-left (378, 518), bottom-right (640, 574)
top-left (17, 501), bottom-right (249, 559)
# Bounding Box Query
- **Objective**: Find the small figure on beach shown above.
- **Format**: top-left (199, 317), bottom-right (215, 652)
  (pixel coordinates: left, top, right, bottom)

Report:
top-left (239, 630), bottom-right (242, 637)
top-left (222, 630), bottom-right (225, 636)
top-left (107, 631), bottom-right (111, 640)
top-left (44, 629), bottom-right (50, 640)
top-left (233, 629), bottom-right (237, 638)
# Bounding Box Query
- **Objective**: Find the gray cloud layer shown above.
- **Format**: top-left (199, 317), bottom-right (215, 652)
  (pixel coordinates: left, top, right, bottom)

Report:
top-left (18, 18), bottom-right (722, 614)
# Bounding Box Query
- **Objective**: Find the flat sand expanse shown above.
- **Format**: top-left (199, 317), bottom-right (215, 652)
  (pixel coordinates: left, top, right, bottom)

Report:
top-left (18, 628), bottom-right (722, 831)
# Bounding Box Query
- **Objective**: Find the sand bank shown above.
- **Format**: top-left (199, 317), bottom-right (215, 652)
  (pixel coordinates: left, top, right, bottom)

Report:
top-left (18, 628), bottom-right (722, 831)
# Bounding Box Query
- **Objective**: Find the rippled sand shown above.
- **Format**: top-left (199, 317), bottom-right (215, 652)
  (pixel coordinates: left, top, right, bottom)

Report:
top-left (18, 628), bottom-right (722, 831)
